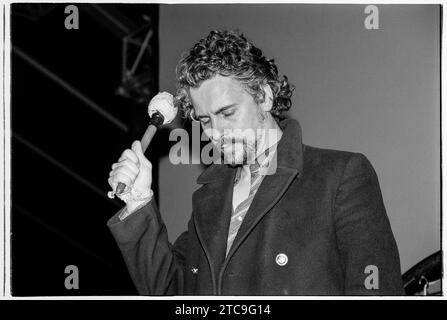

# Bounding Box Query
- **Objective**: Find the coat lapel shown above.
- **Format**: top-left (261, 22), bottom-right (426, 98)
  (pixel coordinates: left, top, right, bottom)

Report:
top-left (224, 167), bottom-right (298, 258)
top-left (193, 164), bottom-right (236, 289)
top-left (192, 119), bottom-right (305, 290)
top-left (223, 119), bottom-right (304, 263)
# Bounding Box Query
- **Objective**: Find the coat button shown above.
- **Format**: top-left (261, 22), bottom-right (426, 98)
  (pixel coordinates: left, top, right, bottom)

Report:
top-left (191, 267), bottom-right (199, 274)
top-left (276, 253), bottom-right (288, 266)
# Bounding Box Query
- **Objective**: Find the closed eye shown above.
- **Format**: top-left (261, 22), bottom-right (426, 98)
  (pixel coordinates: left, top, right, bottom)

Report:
top-left (198, 117), bottom-right (210, 125)
top-left (222, 110), bottom-right (235, 117)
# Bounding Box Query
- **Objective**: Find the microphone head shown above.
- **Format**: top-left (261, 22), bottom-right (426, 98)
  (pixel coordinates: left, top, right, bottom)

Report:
top-left (147, 92), bottom-right (178, 125)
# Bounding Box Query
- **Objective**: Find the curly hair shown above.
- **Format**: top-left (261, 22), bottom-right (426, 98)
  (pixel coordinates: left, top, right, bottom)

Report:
top-left (175, 30), bottom-right (295, 121)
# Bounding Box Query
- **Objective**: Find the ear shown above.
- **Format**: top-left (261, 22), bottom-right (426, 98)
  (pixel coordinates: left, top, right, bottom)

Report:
top-left (260, 84), bottom-right (273, 112)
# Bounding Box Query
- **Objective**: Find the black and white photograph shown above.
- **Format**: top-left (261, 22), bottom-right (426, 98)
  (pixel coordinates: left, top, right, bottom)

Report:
top-left (0, 1), bottom-right (443, 301)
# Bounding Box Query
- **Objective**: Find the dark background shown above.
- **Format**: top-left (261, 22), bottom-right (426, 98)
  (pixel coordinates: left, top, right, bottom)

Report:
top-left (11, 3), bottom-right (161, 295)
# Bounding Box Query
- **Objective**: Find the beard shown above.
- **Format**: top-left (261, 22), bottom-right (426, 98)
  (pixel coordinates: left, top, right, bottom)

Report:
top-left (218, 135), bottom-right (258, 166)
top-left (210, 109), bottom-right (266, 166)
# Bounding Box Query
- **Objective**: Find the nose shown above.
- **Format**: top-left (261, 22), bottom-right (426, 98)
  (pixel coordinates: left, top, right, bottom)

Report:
top-left (211, 128), bottom-right (221, 143)
top-left (207, 118), bottom-right (222, 143)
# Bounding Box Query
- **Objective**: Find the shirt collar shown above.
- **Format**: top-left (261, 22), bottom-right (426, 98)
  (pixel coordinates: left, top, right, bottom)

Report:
top-left (233, 134), bottom-right (282, 184)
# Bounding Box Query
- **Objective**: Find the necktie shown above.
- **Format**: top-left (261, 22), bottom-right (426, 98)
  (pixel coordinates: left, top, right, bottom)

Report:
top-left (226, 160), bottom-right (264, 256)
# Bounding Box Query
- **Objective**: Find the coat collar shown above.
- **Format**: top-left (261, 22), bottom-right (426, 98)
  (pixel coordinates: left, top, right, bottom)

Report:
top-left (192, 118), bottom-right (304, 292)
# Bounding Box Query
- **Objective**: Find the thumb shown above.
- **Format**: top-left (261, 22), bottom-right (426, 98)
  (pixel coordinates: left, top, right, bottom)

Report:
top-left (131, 140), bottom-right (149, 165)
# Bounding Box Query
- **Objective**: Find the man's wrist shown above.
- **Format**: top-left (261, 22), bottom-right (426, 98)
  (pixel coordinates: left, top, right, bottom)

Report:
top-left (116, 186), bottom-right (153, 203)
top-left (126, 197), bottom-right (152, 213)
top-left (119, 191), bottom-right (154, 220)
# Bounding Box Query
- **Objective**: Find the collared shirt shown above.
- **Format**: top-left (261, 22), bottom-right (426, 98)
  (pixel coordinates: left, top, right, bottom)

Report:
top-left (226, 127), bottom-right (283, 256)
top-left (231, 127), bottom-right (283, 213)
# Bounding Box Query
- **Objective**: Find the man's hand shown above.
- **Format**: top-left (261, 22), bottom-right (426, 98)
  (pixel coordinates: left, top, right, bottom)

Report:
top-left (108, 140), bottom-right (153, 213)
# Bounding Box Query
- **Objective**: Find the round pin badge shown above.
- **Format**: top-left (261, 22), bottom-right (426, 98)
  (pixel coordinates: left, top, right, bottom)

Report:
top-left (276, 253), bottom-right (288, 266)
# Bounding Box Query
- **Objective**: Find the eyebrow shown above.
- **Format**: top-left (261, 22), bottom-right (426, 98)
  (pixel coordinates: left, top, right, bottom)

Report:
top-left (195, 104), bottom-right (238, 119)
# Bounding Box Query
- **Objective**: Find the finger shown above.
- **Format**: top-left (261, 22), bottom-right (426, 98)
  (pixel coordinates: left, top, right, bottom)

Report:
top-left (113, 158), bottom-right (137, 168)
top-left (111, 159), bottom-right (139, 175)
top-left (110, 172), bottom-right (134, 187)
top-left (132, 141), bottom-right (151, 166)
top-left (110, 166), bottom-right (137, 180)
top-left (119, 149), bottom-right (139, 164)
top-left (108, 177), bottom-right (117, 191)
top-left (109, 165), bottom-right (136, 180)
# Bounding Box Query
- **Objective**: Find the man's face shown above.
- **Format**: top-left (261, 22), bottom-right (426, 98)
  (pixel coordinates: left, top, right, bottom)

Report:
top-left (189, 74), bottom-right (266, 165)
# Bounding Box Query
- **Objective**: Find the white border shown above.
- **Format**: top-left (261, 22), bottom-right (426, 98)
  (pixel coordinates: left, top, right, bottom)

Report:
top-left (0, 1), bottom-right (4, 299)
top-left (0, 0), bottom-right (445, 301)
top-left (1, 0), bottom-right (445, 4)
top-left (1, 1), bottom-right (11, 299)
top-left (441, 0), bottom-right (446, 302)
top-left (3, 0), bottom-right (10, 299)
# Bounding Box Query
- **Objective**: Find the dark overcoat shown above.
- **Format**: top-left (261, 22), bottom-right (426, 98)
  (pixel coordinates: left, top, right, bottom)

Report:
top-left (108, 119), bottom-right (403, 295)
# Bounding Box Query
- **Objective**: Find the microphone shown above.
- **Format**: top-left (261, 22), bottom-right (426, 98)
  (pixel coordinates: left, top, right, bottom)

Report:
top-left (115, 92), bottom-right (177, 196)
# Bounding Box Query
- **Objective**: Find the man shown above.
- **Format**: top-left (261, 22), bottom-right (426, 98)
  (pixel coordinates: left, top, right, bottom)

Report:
top-left (107, 30), bottom-right (403, 295)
